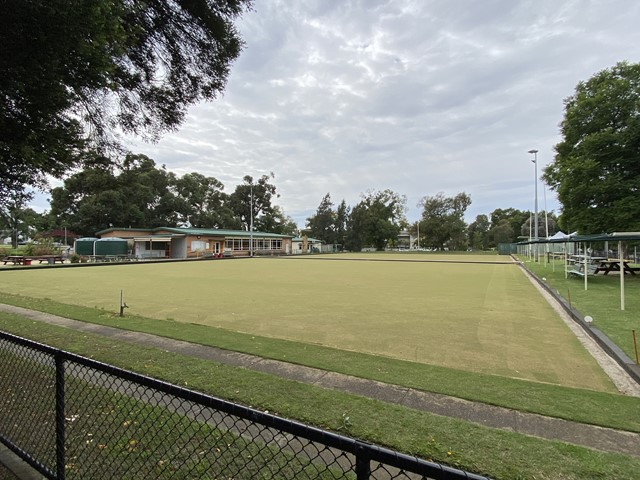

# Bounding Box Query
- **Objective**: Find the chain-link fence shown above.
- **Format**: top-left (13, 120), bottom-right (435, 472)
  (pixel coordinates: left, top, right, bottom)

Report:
top-left (0, 331), bottom-right (489, 480)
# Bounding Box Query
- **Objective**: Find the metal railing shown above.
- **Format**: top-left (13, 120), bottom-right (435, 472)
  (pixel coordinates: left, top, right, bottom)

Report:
top-left (0, 331), bottom-right (489, 479)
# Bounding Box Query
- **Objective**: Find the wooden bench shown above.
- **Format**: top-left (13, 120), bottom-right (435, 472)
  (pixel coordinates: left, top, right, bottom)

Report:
top-left (3, 255), bottom-right (64, 265)
top-left (30, 255), bottom-right (64, 264)
top-left (3, 255), bottom-right (25, 265)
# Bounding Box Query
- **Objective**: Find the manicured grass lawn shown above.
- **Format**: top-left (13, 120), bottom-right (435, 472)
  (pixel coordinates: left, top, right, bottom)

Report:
top-left (2, 313), bottom-right (640, 480)
top-left (521, 257), bottom-right (640, 361)
top-left (0, 256), bottom-right (615, 391)
top-left (1, 292), bottom-right (638, 433)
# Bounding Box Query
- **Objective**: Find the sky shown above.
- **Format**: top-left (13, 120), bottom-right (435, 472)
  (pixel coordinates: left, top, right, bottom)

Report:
top-left (37, 0), bottom-right (640, 228)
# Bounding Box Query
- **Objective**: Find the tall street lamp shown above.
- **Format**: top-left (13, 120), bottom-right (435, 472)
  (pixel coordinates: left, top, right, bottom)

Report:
top-left (250, 183), bottom-right (254, 257)
top-left (528, 149), bottom-right (539, 261)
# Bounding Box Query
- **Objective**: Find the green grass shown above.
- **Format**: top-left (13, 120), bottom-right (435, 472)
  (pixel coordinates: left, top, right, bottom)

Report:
top-left (0, 256), bottom-right (615, 391)
top-left (1, 292), bottom-right (639, 434)
top-left (0, 347), bottom-right (346, 480)
top-left (521, 257), bottom-right (640, 361)
top-left (1, 313), bottom-right (640, 480)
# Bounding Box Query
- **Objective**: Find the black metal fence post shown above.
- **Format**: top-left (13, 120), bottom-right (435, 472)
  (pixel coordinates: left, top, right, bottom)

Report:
top-left (55, 354), bottom-right (66, 480)
top-left (355, 440), bottom-right (371, 480)
top-left (0, 331), bottom-right (490, 480)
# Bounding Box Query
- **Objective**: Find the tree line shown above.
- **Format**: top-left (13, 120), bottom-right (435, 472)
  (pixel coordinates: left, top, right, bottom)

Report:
top-left (2, 166), bottom-right (558, 251)
top-left (0, 154), bottom-right (298, 247)
top-left (305, 191), bottom-right (558, 252)
top-left (1, 1), bottom-right (639, 249)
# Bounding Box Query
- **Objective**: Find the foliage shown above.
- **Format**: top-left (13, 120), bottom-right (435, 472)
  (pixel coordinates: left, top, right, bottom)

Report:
top-left (418, 192), bottom-right (471, 250)
top-left (345, 189), bottom-right (406, 251)
top-left (306, 193), bottom-right (337, 243)
top-left (227, 174), bottom-right (279, 232)
top-left (520, 211), bottom-right (559, 239)
top-left (488, 208), bottom-right (529, 245)
top-left (334, 200), bottom-right (349, 249)
top-left (173, 172), bottom-right (234, 228)
top-left (49, 153), bottom-right (179, 235)
top-left (22, 236), bottom-right (59, 256)
top-left (544, 61), bottom-right (640, 233)
top-left (0, 188), bottom-right (44, 248)
top-left (0, 0), bottom-right (251, 199)
top-left (467, 214), bottom-right (490, 250)
top-left (47, 159), bottom-right (295, 236)
top-left (258, 205), bottom-right (299, 236)
top-left (306, 195), bottom-right (349, 248)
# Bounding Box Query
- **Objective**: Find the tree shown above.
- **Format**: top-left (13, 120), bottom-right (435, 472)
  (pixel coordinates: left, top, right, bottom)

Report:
top-left (488, 219), bottom-right (516, 246)
top-left (520, 211), bottom-right (559, 239)
top-left (467, 214), bottom-right (490, 250)
top-left (0, 189), bottom-right (37, 248)
top-left (544, 61), bottom-right (640, 233)
top-left (334, 200), bottom-right (349, 249)
top-left (418, 192), bottom-right (471, 250)
top-left (0, 0), bottom-right (251, 199)
top-left (259, 206), bottom-right (299, 236)
top-left (49, 153), bottom-right (178, 235)
top-left (488, 208), bottom-right (529, 244)
top-left (345, 190), bottom-right (406, 251)
top-left (306, 193), bottom-right (336, 243)
top-left (228, 174), bottom-right (279, 231)
top-left (174, 173), bottom-right (234, 228)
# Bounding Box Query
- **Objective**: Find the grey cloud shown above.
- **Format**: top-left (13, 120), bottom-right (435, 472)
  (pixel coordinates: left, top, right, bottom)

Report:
top-left (94, 0), bottom-right (640, 228)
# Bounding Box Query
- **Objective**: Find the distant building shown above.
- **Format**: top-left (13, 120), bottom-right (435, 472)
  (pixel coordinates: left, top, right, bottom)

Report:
top-left (291, 236), bottom-right (323, 254)
top-left (96, 227), bottom-right (293, 259)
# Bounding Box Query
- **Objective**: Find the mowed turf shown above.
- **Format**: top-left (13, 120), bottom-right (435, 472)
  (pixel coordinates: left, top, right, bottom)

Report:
top-left (0, 254), bottom-right (615, 391)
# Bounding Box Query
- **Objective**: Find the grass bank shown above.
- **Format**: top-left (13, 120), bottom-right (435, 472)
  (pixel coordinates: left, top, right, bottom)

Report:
top-left (520, 257), bottom-right (640, 361)
top-left (1, 312), bottom-right (639, 480)
top-left (0, 292), bottom-right (638, 434)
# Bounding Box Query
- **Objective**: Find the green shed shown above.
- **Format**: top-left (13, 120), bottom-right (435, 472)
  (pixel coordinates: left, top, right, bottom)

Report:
top-left (94, 238), bottom-right (128, 256)
top-left (74, 237), bottom-right (98, 255)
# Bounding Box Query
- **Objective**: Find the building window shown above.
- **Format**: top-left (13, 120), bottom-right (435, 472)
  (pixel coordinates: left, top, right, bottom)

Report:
top-left (191, 240), bottom-right (207, 251)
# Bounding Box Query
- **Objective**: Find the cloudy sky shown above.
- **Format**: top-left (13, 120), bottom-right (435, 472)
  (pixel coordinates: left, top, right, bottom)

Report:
top-left (70, 0), bottom-right (640, 227)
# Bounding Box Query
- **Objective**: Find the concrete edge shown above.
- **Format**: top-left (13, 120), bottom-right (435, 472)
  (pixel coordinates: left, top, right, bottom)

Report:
top-left (0, 442), bottom-right (44, 480)
top-left (515, 257), bottom-right (640, 385)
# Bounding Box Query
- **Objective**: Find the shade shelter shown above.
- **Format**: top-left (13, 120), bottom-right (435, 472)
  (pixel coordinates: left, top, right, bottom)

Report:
top-left (519, 232), bottom-right (640, 310)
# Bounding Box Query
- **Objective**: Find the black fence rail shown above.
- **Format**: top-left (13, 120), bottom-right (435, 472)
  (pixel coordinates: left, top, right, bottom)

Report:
top-left (0, 331), bottom-right (489, 480)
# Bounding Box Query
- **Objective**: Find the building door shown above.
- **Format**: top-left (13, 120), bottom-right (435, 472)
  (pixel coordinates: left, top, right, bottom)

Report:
top-left (213, 242), bottom-right (220, 254)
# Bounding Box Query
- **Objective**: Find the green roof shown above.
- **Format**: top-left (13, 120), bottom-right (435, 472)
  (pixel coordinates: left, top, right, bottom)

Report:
top-left (292, 237), bottom-right (323, 243)
top-left (518, 232), bottom-right (640, 244)
top-left (96, 227), bottom-right (292, 239)
top-left (95, 227), bottom-right (153, 235)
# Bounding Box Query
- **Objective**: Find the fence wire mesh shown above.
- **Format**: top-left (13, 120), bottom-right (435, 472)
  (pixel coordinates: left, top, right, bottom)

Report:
top-left (0, 332), bottom-right (489, 480)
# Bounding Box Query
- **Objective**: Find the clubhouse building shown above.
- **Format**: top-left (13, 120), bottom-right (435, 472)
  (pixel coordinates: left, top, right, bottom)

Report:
top-left (96, 227), bottom-right (293, 259)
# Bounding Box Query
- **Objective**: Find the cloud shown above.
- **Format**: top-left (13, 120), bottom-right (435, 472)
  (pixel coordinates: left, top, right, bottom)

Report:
top-left (85, 0), bottom-right (640, 228)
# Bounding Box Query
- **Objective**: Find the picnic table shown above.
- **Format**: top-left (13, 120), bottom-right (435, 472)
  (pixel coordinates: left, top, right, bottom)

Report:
top-left (2, 255), bottom-right (64, 265)
top-left (594, 259), bottom-right (640, 275)
top-left (567, 255), bottom-right (606, 277)
top-left (3, 255), bottom-right (27, 265)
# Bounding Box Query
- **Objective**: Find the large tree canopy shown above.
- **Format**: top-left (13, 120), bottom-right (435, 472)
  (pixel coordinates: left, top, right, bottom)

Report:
top-left (49, 153), bottom-right (179, 235)
top-left (228, 174), bottom-right (279, 232)
top-left (345, 189), bottom-right (406, 251)
top-left (544, 61), bottom-right (640, 233)
top-left (418, 192), bottom-right (471, 250)
top-left (0, 0), bottom-right (251, 199)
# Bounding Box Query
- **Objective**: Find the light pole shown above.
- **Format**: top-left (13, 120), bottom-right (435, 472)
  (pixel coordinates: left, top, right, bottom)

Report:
top-left (250, 183), bottom-right (254, 257)
top-left (528, 149), bottom-right (539, 261)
